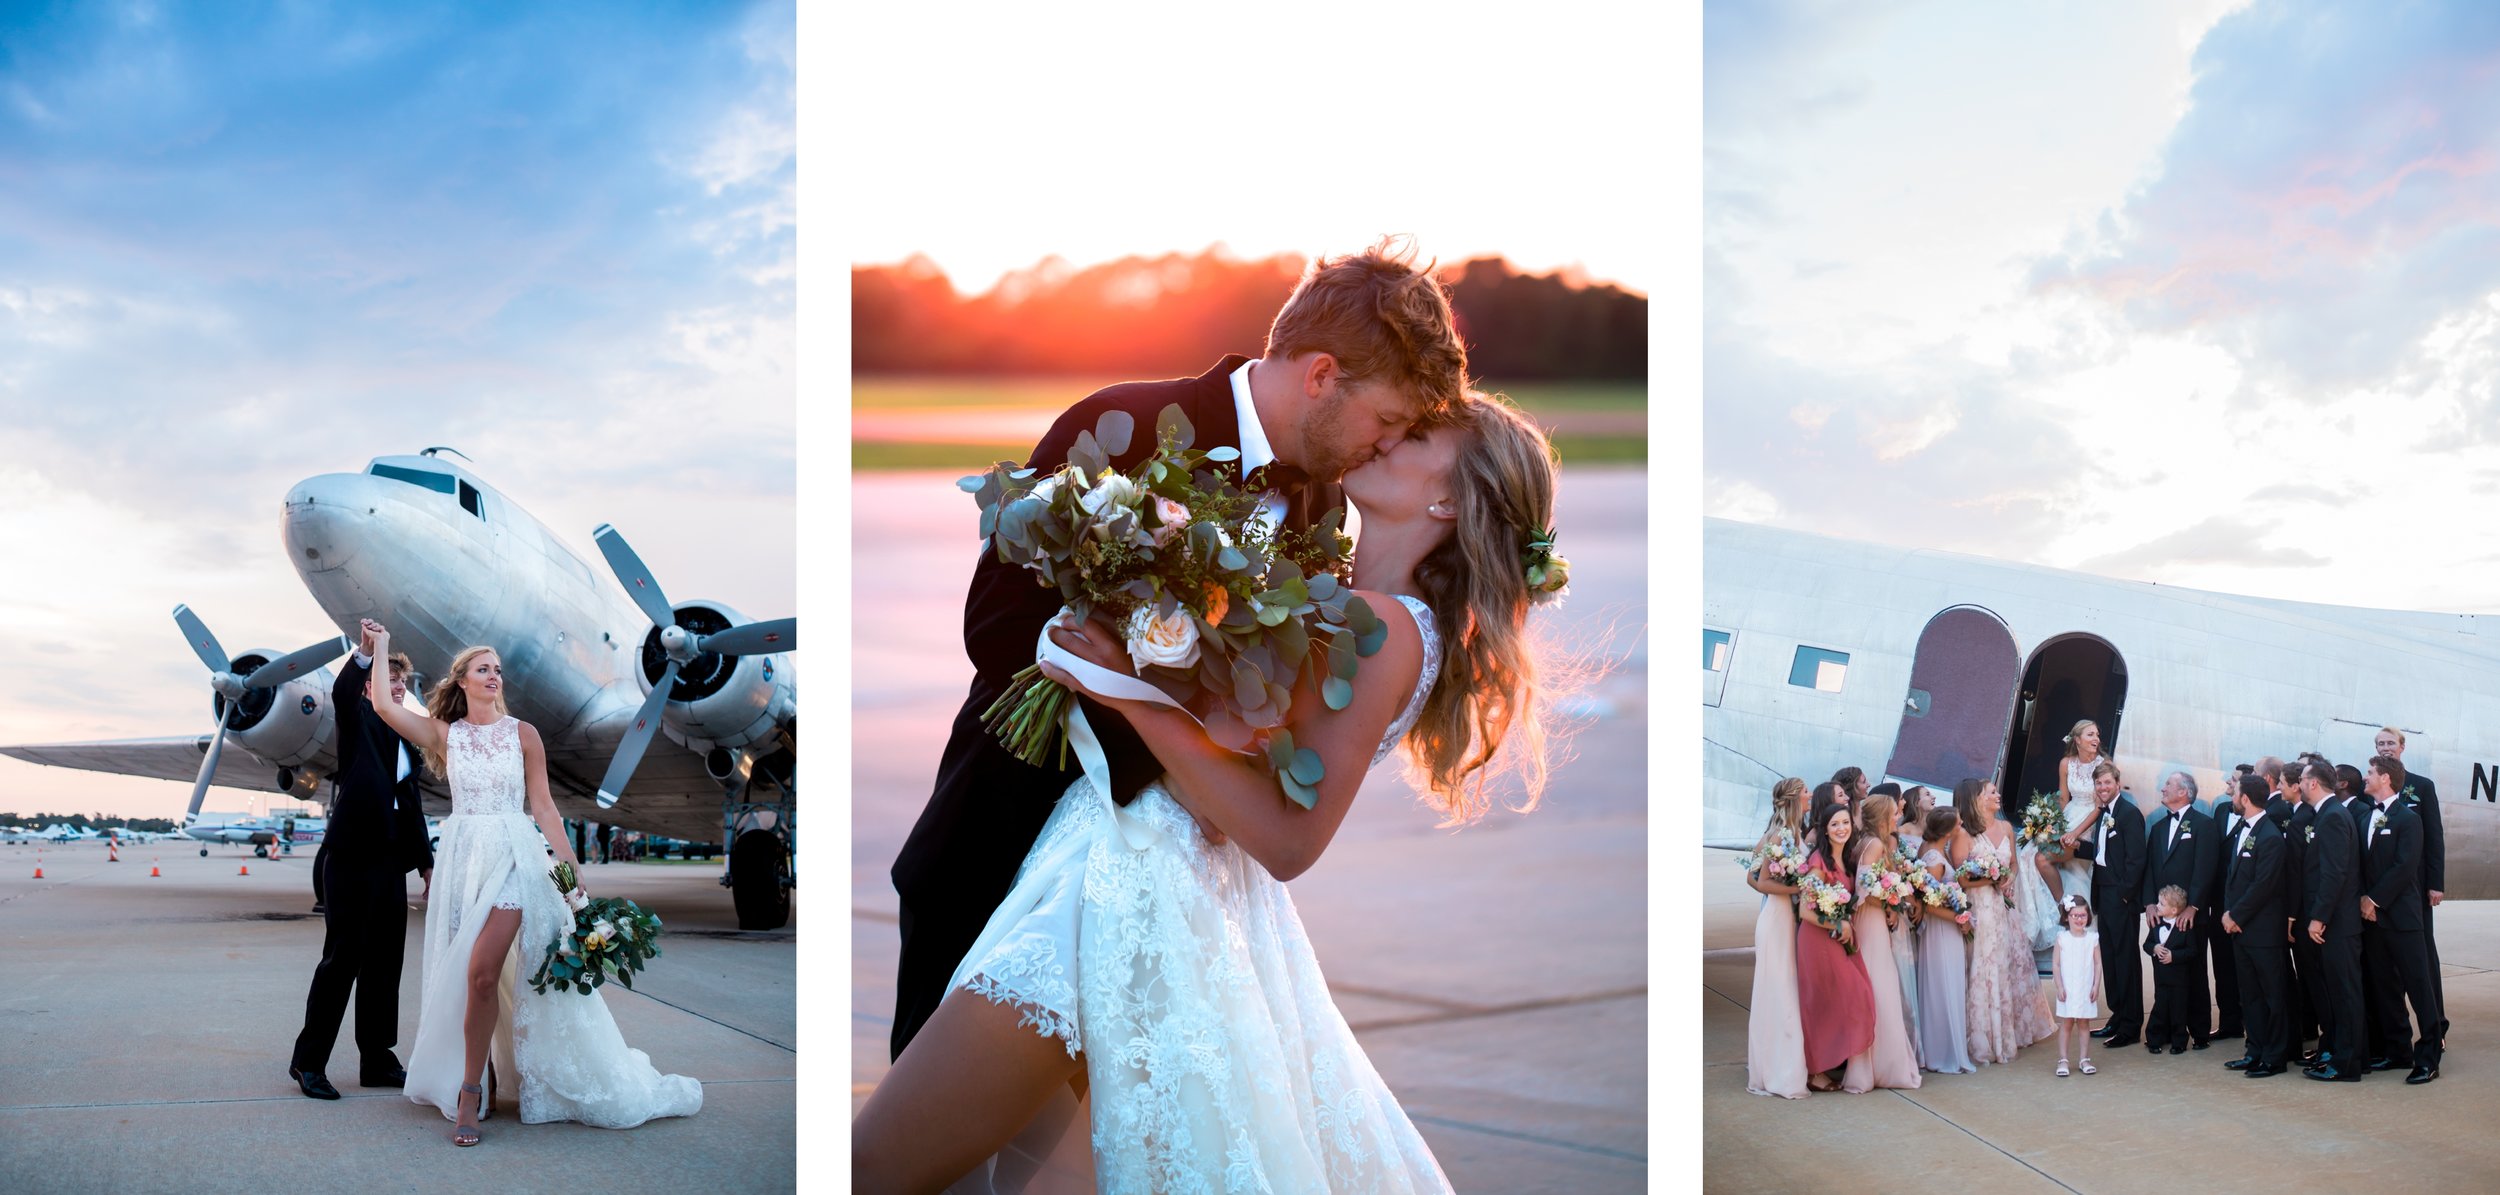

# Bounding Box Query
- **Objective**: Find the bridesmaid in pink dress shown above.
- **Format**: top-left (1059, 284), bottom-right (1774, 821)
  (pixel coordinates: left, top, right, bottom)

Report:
top-left (1796, 789), bottom-right (1876, 1091)
top-left (1842, 792), bottom-right (1923, 1092)
top-left (1745, 778), bottom-right (1811, 1099)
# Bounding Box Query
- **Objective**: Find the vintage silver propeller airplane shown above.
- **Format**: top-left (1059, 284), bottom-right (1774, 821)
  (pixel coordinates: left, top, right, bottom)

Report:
top-left (0, 450), bottom-right (798, 928)
top-left (1703, 516), bottom-right (2499, 898)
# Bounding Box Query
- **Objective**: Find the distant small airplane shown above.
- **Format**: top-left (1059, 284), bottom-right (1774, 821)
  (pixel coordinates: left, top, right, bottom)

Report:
top-left (1703, 516), bottom-right (2500, 898)
top-left (2, 451), bottom-right (798, 927)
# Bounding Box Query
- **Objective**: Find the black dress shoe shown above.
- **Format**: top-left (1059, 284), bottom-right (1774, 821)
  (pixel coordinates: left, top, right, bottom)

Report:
top-left (2304, 1064), bottom-right (2363, 1082)
top-left (288, 1066), bottom-right (340, 1100)
top-left (2214, 1028), bottom-right (2245, 1040)
top-left (2368, 1057), bottom-right (2401, 1072)
top-left (2171, 1042), bottom-right (2187, 1055)
top-left (2407, 1064), bottom-right (2439, 1085)
top-left (2146, 1041), bottom-right (2163, 1055)
top-left (360, 1066), bottom-right (407, 1088)
top-left (2244, 1062), bottom-right (2286, 1078)
top-left (2192, 1039), bottom-right (2211, 1051)
top-left (2104, 1034), bottom-right (2141, 1050)
top-left (2296, 1050), bottom-right (2322, 1067)
top-left (2225, 1056), bottom-right (2256, 1071)
top-left (2090, 1026), bottom-right (2114, 1038)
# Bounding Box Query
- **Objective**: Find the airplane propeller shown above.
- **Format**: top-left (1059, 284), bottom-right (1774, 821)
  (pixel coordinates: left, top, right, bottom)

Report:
top-left (590, 524), bottom-right (796, 808)
top-left (172, 604), bottom-right (349, 821)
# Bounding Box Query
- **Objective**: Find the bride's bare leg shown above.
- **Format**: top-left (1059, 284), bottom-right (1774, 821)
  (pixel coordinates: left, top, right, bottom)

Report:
top-left (853, 989), bottom-right (1083, 1195)
top-left (461, 908), bottom-right (523, 1129)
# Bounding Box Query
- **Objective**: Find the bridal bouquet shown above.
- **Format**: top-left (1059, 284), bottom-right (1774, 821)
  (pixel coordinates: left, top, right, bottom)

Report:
top-left (1739, 831), bottom-right (1808, 883)
top-left (962, 404), bottom-right (1388, 808)
top-left (529, 862), bottom-right (664, 996)
top-left (2019, 791), bottom-right (2068, 856)
top-left (1797, 871), bottom-right (1857, 955)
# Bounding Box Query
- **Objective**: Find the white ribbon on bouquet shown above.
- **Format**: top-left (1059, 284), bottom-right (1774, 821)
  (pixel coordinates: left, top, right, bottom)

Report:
top-left (1035, 612), bottom-right (1203, 852)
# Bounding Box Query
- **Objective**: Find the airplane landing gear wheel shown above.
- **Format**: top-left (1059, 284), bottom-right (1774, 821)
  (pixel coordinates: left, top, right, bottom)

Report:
top-left (730, 829), bottom-right (790, 931)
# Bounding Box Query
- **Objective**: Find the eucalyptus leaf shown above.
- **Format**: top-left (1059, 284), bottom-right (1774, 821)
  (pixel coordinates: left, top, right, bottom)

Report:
top-left (1280, 774), bottom-right (1318, 810)
top-left (1204, 446), bottom-right (1240, 463)
top-left (1217, 545), bottom-right (1248, 571)
top-left (1267, 730), bottom-right (1297, 772)
top-left (1156, 404), bottom-right (1196, 451)
top-left (1322, 674), bottom-right (1353, 710)
top-left (1256, 603), bottom-right (1291, 627)
top-left (1306, 573), bottom-right (1338, 600)
top-left (1096, 409), bottom-right (1135, 457)
top-left (1206, 709), bottom-right (1254, 751)
top-left (956, 473), bottom-right (985, 493)
top-left (1233, 660), bottom-right (1267, 708)
top-left (1357, 623), bottom-right (1388, 656)
top-left (1289, 747), bottom-right (1325, 786)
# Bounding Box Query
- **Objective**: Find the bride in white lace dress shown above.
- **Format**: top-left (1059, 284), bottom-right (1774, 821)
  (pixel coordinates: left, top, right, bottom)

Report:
top-left (361, 626), bottom-right (701, 1145)
top-left (853, 396), bottom-right (1564, 1194)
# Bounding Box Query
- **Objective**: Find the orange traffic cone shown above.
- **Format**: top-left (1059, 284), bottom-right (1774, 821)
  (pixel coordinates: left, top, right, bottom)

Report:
top-left (149, 859), bottom-right (161, 877)
top-left (31, 863), bottom-right (42, 879)
top-left (238, 864), bottom-right (250, 876)
top-left (107, 841), bottom-right (119, 862)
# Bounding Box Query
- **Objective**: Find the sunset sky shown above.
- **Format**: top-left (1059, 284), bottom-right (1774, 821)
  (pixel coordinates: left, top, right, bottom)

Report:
top-left (1707, 0), bottom-right (2500, 613)
top-left (839, 2), bottom-right (1656, 297)
top-left (0, 3), bottom-right (795, 818)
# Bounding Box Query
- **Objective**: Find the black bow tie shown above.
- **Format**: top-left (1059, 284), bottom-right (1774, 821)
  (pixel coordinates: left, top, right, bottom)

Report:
top-left (1248, 461), bottom-right (1310, 498)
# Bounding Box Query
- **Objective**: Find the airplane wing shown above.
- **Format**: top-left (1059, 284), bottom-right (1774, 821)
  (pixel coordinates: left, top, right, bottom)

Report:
top-left (0, 736), bottom-right (286, 791)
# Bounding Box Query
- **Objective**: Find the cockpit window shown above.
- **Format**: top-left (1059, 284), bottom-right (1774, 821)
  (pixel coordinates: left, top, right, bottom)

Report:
top-left (370, 463), bottom-right (456, 495)
top-left (458, 480), bottom-right (484, 520)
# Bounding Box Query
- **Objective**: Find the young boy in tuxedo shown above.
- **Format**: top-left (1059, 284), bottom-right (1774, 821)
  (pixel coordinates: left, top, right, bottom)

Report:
top-left (2145, 884), bottom-right (2206, 1054)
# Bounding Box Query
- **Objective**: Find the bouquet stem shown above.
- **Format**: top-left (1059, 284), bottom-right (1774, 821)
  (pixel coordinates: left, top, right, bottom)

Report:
top-left (980, 664), bottom-right (1072, 770)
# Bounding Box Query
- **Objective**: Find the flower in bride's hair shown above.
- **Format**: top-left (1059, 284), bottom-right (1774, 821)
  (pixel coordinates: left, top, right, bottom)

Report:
top-left (1122, 604), bottom-right (1202, 672)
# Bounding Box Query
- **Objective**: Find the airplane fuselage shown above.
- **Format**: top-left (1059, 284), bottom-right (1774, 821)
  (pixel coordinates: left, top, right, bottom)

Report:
top-left (1704, 517), bottom-right (2500, 898)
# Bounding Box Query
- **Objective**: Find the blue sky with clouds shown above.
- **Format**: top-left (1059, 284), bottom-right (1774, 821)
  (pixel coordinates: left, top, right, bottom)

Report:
top-left (1707, 0), bottom-right (2500, 611)
top-left (0, 2), bottom-right (792, 815)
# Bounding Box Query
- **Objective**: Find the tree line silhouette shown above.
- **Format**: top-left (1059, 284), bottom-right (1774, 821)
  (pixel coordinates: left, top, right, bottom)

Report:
top-left (854, 249), bottom-right (1646, 381)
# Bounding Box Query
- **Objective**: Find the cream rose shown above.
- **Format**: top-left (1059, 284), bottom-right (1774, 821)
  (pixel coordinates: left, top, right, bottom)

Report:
top-left (1122, 604), bottom-right (1203, 672)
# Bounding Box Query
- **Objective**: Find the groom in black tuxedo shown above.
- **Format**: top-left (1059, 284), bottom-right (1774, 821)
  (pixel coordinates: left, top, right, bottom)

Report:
top-left (2361, 755), bottom-right (2442, 1082)
top-left (290, 620), bottom-right (432, 1099)
top-left (2084, 768), bottom-right (2147, 1048)
top-left (886, 243), bottom-right (1471, 1060)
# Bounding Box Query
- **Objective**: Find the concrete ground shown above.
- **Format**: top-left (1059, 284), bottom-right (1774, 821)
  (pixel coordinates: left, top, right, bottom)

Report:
top-left (0, 844), bottom-right (794, 1194)
top-left (1702, 846), bottom-right (2500, 1192)
top-left (852, 468), bottom-right (1651, 1190)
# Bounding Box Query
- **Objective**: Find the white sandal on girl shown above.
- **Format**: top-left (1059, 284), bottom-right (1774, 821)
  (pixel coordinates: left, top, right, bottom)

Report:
top-left (2079, 1057), bottom-right (2097, 1075)
top-left (2056, 1059), bottom-right (2070, 1077)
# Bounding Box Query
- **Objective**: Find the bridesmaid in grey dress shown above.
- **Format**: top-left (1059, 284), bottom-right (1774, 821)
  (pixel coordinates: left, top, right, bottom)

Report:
top-left (1915, 807), bottom-right (1977, 1074)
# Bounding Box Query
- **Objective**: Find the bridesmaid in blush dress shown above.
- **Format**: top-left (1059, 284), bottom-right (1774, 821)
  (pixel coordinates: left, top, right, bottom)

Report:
top-left (1796, 790), bottom-right (1875, 1092)
top-left (1916, 806), bottom-right (1977, 1074)
top-left (1842, 792), bottom-right (1923, 1092)
top-left (1745, 778), bottom-right (1811, 1099)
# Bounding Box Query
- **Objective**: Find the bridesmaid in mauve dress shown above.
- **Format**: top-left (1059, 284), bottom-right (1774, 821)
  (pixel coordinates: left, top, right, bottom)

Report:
top-left (1796, 791), bottom-right (1875, 1091)
top-left (1915, 806), bottom-right (1977, 1074)
top-left (1842, 792), bottom-right (1923, 1092)
top-left (1746, 778), bottom-right (1812, 1098)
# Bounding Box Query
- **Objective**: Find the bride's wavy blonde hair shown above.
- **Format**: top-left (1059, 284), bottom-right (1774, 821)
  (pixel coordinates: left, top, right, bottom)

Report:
top-left (1402, 392), bottom-right (1566, 824)
top-left (420, 645), bottom-right (508, 779)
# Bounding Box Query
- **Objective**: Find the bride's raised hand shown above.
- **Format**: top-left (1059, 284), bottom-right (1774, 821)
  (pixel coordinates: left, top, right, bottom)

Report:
top-left (1039, 615), bottom-right (1145, 703)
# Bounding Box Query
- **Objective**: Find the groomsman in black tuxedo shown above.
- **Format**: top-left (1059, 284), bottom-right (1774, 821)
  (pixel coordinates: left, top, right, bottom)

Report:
top-left (2222, 774), bottom-right (2292, 1076)
top-left (2141, 771), bottom-right (2217, 1050)
top-left (2295, 762), bottom-right (2366, 1081)
top-left (2205, 768), bottom-right (2250, 1039)
top-left (2082, 764), bottom-right (2147, 1047)
top-left (2374, 727), bottom-right (2447, 1046)
top-left (2361, 755), bottom-right (2443, 1083)
top-left (2271, 757), bottom-right (2317, 1055)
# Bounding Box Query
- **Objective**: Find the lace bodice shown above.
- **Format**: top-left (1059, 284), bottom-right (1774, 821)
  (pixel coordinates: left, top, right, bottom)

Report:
top-left (447, 716), bottom-right (526, 816)
top-left (1373, 594), bottom-right (1440, 765)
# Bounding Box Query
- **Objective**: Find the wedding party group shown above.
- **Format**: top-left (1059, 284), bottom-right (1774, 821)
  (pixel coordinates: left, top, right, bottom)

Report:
top-left (852, 240), bottom-right (1575, 1194)
top-left (286, 619), bottom-right (699, 1145)
top-left (1743, 720), bottom-right (2447, 1096)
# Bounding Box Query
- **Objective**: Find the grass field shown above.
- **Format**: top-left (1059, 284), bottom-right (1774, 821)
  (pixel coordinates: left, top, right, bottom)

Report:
top-left (852, 375), bottom-right (1646, 470)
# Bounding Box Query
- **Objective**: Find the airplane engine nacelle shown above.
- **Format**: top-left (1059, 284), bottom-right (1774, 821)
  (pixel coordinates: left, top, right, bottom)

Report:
top-left (214, 651), bottom-right (339, 776)
top-left (636, 602), bottom-right (796, 754)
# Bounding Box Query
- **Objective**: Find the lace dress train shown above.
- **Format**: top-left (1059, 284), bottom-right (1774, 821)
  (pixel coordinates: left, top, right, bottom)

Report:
top-left (405, 716), bottom-right (702, 1128)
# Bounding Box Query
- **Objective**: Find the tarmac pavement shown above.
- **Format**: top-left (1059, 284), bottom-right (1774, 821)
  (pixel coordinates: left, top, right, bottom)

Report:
top-left (1702, 845), bottom-right (2500, 1192)
top-left (0, 844), bottom-right (794, 1194)
top-left (851, 467), bottom-right (1651, 1191)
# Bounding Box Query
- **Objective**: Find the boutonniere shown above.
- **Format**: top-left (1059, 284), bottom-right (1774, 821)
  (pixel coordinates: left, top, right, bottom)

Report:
top-left (2401, 785), bottom-right (2419, 806)
top-left (2180, 829), bottom-right (2195, 839)
top-left (2304, 825), bottom-right (2315, 843)
top-left (2370, 810), bottom-right (2390, 835)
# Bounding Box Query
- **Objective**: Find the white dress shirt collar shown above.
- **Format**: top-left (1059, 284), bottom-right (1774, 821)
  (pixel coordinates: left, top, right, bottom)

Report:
top-left (1228, 359), bottom-right (1276, 477)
